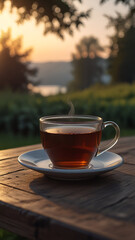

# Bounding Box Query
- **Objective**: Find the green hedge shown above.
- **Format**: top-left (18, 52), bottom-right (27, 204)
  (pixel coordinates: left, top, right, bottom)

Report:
top-left (1, 84), bottom-right (135, 134)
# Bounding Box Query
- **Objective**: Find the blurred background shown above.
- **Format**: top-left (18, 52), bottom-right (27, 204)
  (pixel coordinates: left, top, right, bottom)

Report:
top-left (0, 0), bottom-right (135, 238)
top-left (0, 0), bottom-right (135, 149)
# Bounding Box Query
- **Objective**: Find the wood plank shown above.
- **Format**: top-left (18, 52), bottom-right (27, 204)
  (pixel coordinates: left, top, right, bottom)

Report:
top-left (0, 183), bottom-right (135, 240)
top-left (1, 165), bottom-right (135, 238)
top-left (0, 144), bottom-right (41, 160)
top-left (0, 136), bottom-right (135, 240)
top-left (0, 157), bottom-right (25, 176)
top-left (1, 167), bottom-right (135, 221)
top-left (111, 136), bottom-right (135, 155)
top-left (116, 163), bottom-right (135, 176)
top-left (120, 151), bottom-right (135, 165)
top-left (0, 199), bottom-right (110, 240)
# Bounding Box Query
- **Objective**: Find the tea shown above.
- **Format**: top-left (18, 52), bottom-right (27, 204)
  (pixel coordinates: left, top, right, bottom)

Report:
top-left (40, 126), bottom-right (102, 169)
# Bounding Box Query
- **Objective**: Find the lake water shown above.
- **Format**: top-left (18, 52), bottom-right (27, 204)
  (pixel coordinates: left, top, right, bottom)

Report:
top-left (29, 85), bottom-right (67, 96)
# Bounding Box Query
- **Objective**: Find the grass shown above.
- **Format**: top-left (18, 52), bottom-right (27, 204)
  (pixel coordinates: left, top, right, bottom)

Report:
top-left (0, 133), bottom-right (40, 150)
top-left (120, 128), bottom-right (135, 137)
top-left (0, 229), bottom-right (28, 240)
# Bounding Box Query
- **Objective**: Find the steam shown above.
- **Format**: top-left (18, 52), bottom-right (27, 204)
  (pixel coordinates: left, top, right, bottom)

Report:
top-left (68, 101), bottom-right (75, 116)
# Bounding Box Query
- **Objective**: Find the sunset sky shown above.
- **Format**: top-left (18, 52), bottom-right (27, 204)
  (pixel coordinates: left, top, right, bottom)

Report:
top-left (0, 0), bottom-right (128, 62)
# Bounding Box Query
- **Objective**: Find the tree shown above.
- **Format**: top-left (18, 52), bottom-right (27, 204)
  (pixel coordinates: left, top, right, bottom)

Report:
top-left (68, 36), bottom-right (104, 91)
top-left (105, 7), bottom-right (135, 83)
top-left (0, 0), bottom-right (91, 39)
top-left (0, 29), bottom-right (37, 91)
top-left (100, 0), bottom-right (135, 6)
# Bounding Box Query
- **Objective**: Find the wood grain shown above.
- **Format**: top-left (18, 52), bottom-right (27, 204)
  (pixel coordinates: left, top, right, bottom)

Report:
top-left (0, 137), bottom-right (135, 240)
top-left (0, 144), bottom-right (41, 160)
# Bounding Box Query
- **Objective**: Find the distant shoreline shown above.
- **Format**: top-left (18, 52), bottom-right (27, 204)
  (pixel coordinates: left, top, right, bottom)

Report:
top-left (29, 85), bottom-right (67, 96)
top-left (30, 61), bottom-right (72, 86)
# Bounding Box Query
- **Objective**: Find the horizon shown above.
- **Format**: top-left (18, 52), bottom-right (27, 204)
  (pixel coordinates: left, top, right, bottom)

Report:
top-left (32, 56), bottom-right (108, 63)
top-left (32, 60), bottom-right (72, 63)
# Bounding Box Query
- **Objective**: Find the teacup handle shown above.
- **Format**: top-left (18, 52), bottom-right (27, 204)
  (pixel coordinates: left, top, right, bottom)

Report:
top-left (97, 121), bottom-right (120, 156)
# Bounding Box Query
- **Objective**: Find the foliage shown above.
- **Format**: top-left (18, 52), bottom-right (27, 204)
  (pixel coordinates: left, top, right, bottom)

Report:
top-left (100, 0), bottom-right (134, 5)
top-left (0, 0), bottom-right (91, 39)
top-left (0, 228), bottom-right (27, 240)
top-left (68, 36), bottom-right (104, 92)
top-left (1, 84), bottom-right (135, 136)
top-left (0, 29), bottom-right (37, 91)
top-left (105, 8), bottom-right (135, 83)
top-left (72, 36), bottom-right (104, 59)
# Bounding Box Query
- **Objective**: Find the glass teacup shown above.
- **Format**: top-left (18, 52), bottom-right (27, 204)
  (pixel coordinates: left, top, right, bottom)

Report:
top-left (40, 115), bottom-right (120, 169)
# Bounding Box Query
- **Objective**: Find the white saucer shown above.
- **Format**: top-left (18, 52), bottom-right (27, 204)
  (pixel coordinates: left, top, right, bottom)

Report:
top-left (18, 149), bottom-right (124, 180)
top-left (18, 149), bottom-right (123, 180)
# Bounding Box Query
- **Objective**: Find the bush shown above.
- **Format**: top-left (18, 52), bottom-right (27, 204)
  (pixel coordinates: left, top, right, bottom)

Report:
top-left (1, 84), bottom-right (135, 135)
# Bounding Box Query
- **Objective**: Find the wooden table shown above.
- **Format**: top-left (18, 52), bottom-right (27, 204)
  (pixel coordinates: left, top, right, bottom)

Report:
top-left (0, 136), bottom-right (135, 240)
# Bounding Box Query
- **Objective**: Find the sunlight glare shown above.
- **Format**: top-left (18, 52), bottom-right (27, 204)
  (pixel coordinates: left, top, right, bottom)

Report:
top-left (0, 1), bottom-right (18, 36)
